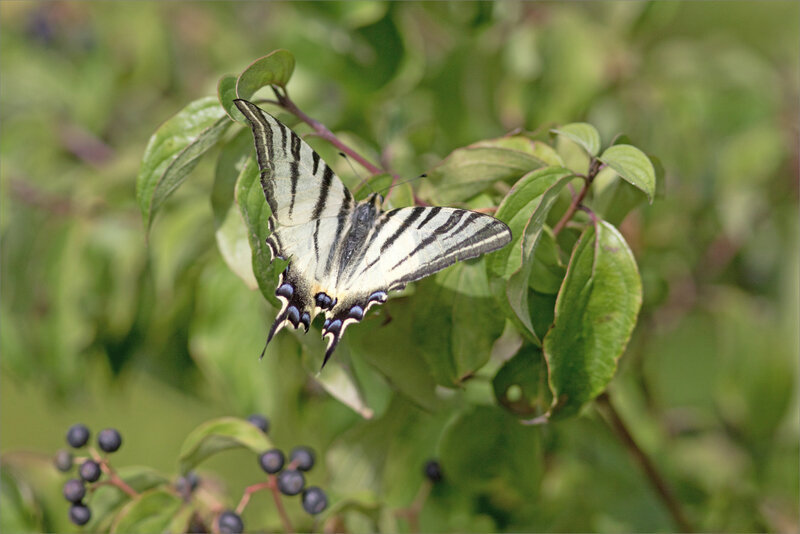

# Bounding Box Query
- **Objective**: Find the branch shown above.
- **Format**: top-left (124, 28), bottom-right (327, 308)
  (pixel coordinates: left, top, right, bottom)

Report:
top-left (270, 86), bottom-right (407, 201)
top-left (596, 393), bottom-right (695, 532)
top-left (89, 448), bottom-right (138, 499)
top-left (552, 159), bottom-right (602, 236)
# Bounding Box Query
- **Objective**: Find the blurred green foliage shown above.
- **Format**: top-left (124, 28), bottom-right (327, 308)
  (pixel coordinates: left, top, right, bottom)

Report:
top-left (1, 2), bottom-right (797, 532)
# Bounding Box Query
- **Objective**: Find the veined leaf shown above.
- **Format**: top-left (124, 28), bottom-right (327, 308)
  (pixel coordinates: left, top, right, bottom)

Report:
top-left (235, 157), bottom-right (285, 307)
top-left (539, 220), bottom-right (642, 421)
top-left (599, 144), bottom-right (656, 202)
top-left (178, 417), bottom-right (273, 474)
top-left (413, 261), bottom-right (505, 386)
top-left (420, 136), bottom-right (548, 204)
top-left (137, 97), bottom-right (232, 231)
top-left (110, 489), bottom-right (184, 534)
top-left (505, 174), bottom-right (574, 340)
top-left (88, 467), bottom-right (170, 533)
top-left (218, 74), bottom-right (244, 123)
top-left (236, 49), bottom-right (296, 100)
top-left (552, 122), bottom-right (601, 157)
top-left (213, 129), bottom-right (258, 288)
top-left (493, 344), bottom-right (552, 418)
top-left (439, 406), bottom-right (543, 500)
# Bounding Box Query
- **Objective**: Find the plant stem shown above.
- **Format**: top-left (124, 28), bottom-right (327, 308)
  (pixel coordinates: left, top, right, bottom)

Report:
top-left (271, 86), bottom-right (409, 201)
top-left (596, 393), bottom-right (694, 532)
top-left (235, 481), bottom-right (271, 515)
top-left (89, 448), bottom-right (138, 499)
top-left (552, 159), bottom-right (601, 236)
top-left (272, 87), bottom-right (383, 177)
top-left (268, 475), bottom-right (295, 534)
top-left (395, 481), bottom-right (432, 533)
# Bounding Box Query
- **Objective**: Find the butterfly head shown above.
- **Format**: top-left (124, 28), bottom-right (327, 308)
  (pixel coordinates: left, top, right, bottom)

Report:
top-left (365, 192), bottom-right (384, 211)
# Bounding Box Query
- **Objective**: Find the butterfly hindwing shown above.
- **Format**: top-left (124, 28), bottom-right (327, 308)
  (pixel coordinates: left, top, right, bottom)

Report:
top-left (234, 99), bottom-right (512, 367)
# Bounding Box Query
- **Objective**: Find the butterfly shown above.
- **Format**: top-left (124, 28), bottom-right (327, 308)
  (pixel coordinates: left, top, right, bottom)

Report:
top-left (234, 99), bottom-right (512, 367)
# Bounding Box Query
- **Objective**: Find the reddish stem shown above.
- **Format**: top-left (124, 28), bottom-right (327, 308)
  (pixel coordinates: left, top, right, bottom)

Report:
top-left (552, 159), bottom-right (602, 236)
top-left (89, 448), bottom-right (138, 499)
top-left (234, 476), bottom-right (294, 533)
top-left (596, 393), bottom-right (694, 532)
top-left (395, 481), bottom-right (432, 533)
top-left (271, 86), bottom-right (409, 203)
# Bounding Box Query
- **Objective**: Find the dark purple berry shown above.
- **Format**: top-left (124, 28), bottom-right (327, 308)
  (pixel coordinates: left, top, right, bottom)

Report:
top-left (301, 486), bottom-right (328, 515)
top-left (277, 469), bottom-right (305, 496)
top-left (176, 471), bottom-right (199, 496)
top-left (66, 424), bottom-right (90, 448)
top-left (79, 459), bottom-right (101, 483)
top-left (289, 446), bottom-right (315, 471)
top-left (259, 449), bottom-right (285, 474)
top-left (97, 428), bottom-right (122, 453)
top-left (217, 510), bottom-right (244, 534)
top-left (424, 459), bottom-right (443, 483)
top-left (54, 449), bottom-right (73, 472)
top-left (247, 414), bottom-right (269, 433)
top-left (69, 503), bottom-right (91, 526)
top-left (63, 479), bottom-right (86, 503)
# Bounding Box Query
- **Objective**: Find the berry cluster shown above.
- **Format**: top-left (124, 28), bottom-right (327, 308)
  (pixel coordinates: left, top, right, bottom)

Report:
top-left (260, 445), bottom-right (327, 514)
top-left (214, 414), bottom-right (330, 534)
top-left (250, 413), bottom-right (328, 516)
top-left (55, 423), bottom-right (123, 526)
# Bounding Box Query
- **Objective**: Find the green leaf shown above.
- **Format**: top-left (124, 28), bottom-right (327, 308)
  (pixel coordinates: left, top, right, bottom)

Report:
top-left (178, 417), bottom-right (273, 474)
top-left (218, 74), bottom-right (245, 123)
top-left (492, 344), bottom-right (552, 418)
top-left (529, 227), bottom-right (566, 294)
top-left (412, 261), bottom-right (505, 386)
top-left (213, 129), bottom-right (258, 289)
top-left (236, 157), bottom-right (285, 306)
top-left (531, 140), bottom-right (565, 167)
top-left (89, 467), bottom-right (170, 533)
top-left (136, 97), bottom-right (232, 231)
top-left (590, 169), bottom-right (649, 226)
top-left (598, 144), bottom-right (656, 203)
top-left (552, 123), bottom-right (602, 157)
top-left (420, 137), bottom-right (548, 204)
top-left (110, 489), bottom-right (184, 534)
top-left (505, 174), bottom-right (574, 340)
top-left (541, 221), bottom-right (642, 421)
top-left (0, 469), bottom-right (41, 533)
top-left (439, 405), bottom-right (543, 501)
top-left (236, 49), bottom-right (296, 100)
top-left (488, 167), bottom-right (573, 281)
top-left (347, 300), bottom-right (440, 411)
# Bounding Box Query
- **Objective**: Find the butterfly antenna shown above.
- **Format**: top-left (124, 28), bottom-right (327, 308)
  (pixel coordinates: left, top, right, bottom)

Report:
top-left (375, 173), bottom-right (428, 198)
top-left (339, 152), bottom-right (374, 195)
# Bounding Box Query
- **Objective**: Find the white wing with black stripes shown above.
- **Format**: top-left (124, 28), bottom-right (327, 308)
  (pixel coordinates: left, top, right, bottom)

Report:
top-left (234, 99), bottom-right (512, 368)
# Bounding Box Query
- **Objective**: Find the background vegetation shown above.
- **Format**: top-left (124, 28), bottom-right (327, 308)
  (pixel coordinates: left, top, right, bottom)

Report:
top-left (1, 2), bottom-right (797, 532)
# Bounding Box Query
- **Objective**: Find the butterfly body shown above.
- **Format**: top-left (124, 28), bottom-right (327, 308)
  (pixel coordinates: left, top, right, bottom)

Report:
top-left (234, 99), bottom-right (512, 366)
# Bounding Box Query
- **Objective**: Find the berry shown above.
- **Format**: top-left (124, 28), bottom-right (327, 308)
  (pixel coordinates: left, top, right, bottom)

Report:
top-left (289, 446), bottom-right (315, 471)
top-left (424, 459), bottom-right (443, 483)
top-left (176, 471), bottom-right (200, 495)
top-left (217, 510), bottom-right (244, 534)
top-left (97, 428), bottom-right (122, 453)
top-left (54, 449), bottom-right (73, 472)
top-left (247, 414), bottom-right (270, 434)
top-left (277, 469), bottom-right (305, 496)
top-left (63, 479), bottom-right (86, 503)
top-left (259, 449), bottom-right (285, 474)
top-left (69, 503), bottom-right (91, 526)
top-left (79, 459), bottom-right (101, 483)
top-left (66, 424), bottom-right (90, 448)
top-left (301, 486), bottom-right (328, 515)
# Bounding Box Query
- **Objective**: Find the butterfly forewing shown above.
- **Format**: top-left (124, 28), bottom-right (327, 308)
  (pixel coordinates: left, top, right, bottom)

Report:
top-left (234, 99), bottom-right (512, 367)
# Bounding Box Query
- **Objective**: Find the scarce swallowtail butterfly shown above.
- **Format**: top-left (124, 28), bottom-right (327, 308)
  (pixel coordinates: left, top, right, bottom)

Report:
top-left (234, 99), bottom-right (512, 367)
